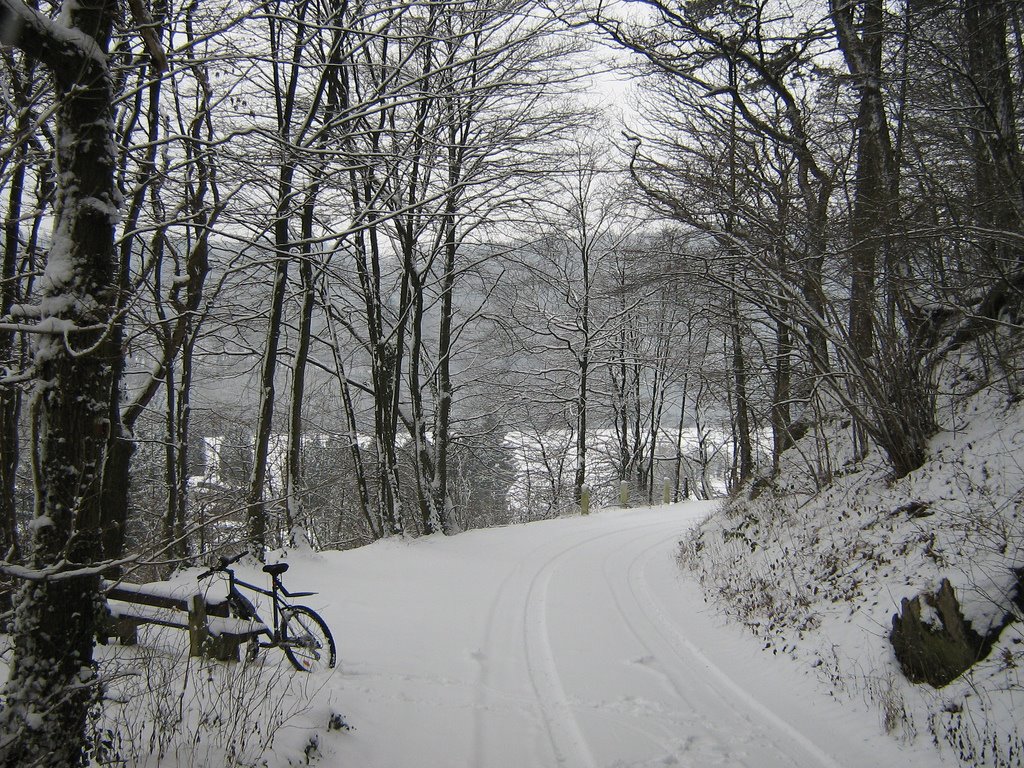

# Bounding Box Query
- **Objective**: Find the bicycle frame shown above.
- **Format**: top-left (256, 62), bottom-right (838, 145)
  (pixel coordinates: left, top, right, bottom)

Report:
top-left (221, 568), bottom-right (316, 647)
top-left (197, 553), bottom-right (336, 671)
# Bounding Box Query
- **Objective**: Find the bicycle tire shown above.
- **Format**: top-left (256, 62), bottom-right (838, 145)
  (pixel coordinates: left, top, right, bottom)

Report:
top-left (226, 592), bottom-right (262, 663)
top-left (281, 605), bottom-right (336, 672)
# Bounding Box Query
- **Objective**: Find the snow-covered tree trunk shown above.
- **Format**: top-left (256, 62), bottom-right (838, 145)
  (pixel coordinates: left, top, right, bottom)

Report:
top-left (101, 22), bottom-right (167, 562)
top-left (429, 109), bottom-right (464, 536)
top-left (0, 0), bottom-right (122, 762)
top-left (0, 45), bottom-right (39, 564)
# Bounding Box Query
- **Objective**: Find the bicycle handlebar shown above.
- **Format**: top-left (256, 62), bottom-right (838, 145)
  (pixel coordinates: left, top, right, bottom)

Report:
top-left (197, 551), bottom-right (247, 580)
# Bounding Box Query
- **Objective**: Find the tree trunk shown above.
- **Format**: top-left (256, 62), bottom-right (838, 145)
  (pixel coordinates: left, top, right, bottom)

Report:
top-left (644, 323), bottom-right (670, 504)
top-left (431, 127), bottom-right (463, 535)
top-left (247, 250), bottom-right (289, 550)
top-left (323, 302), bottom-right (380, 540)
top-left (574, 237), bottom-right (592, 506)
top-left (729, 298), bottom-right (754, 490)
top-left (0, 70), bottom-right (30, 562)
top-left (285, 192), bottom-right (319, 540)
top-left (408, 273), bottom-right (441, 534)
top-left (772, 314), bottom-right (793, 472)
top-left (172, 333), bottom-right (197, 559)
top-left (830, 0), bottom-right (894, 407)
top-left (100, 22), bottom-right (169, 562)
top-left (337, 21), bottom-right (404, 537)
top-left (964, 0), bottom-right (1024, 275)
top-left (673, 375), bottom-right (689, 503)
top-left (615, 322), bottom-right (630, 483)
top-left (246, 0), bottom-right (311, 550)
top-left (163, 346), bottom-right (179, 559)
top-left (0, 0), bottom-right (120, 762)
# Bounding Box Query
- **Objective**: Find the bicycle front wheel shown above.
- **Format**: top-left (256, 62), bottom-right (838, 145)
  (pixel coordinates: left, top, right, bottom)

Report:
top-left (282, 605), bottom-right (336, 672)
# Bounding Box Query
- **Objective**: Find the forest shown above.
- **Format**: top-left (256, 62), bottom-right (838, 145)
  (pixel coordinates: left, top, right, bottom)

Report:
top-left (0, 0), bottom-right (1022, 764)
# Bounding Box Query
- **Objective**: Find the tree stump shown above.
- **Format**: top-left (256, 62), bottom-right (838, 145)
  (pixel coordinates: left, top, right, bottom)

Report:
top-left (890, 579), bottom-right (985, 687)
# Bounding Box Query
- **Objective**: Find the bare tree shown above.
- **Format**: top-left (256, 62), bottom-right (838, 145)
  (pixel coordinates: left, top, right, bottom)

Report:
top-left (0, 43), bottom-right (50, 564)
top-left (324, 0), bottom-right (578, 535)
top-left (0, 0), bottom-right (158, 760)
top-left (594, 0), bottom-right (839, 486)
top-left (593, 0), bottom-right (952, 481)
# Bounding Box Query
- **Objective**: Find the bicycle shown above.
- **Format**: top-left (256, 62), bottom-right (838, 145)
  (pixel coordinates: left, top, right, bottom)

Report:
top-left (197, 552), bottom-right (337, 672)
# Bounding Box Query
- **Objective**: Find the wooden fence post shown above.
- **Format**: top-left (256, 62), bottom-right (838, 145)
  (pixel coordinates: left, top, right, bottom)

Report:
top-left (619, 481), bottom-right (629, 508)
top-left (663, 477), bottom-right (671, 505)
top-left (580, 485), bottom-right (590, 516)
top-left (190, 593), bottom-right (241, 662)
top-left (188, 594), bottom-right (208, 658)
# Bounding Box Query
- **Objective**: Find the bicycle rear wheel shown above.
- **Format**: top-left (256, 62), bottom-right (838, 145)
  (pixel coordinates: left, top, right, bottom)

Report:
top-left (282, 605), bottom-right (336, 672)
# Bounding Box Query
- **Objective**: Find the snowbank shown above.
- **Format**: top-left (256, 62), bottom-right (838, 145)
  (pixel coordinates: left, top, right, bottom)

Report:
top-left (681, 346), bottom-right (1024, 767)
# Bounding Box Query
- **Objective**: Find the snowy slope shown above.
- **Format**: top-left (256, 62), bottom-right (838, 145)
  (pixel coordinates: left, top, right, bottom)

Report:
top-left (680, 348), bottom-right (1024, 768)
top-left (113, 502), bottom-right (943, 767)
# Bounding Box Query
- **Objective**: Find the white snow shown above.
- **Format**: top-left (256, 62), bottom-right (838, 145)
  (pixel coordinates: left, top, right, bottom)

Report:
top-left (299, 502), bottom-right (945, 767)
top-left (2, 501), bottom-right (953, 765)
top-left (677, 345), bottom-right (1024, 768)
top-left (128, 502), bottom-right (944, 767)
top-left (25, 515), bottom-right (54, 531)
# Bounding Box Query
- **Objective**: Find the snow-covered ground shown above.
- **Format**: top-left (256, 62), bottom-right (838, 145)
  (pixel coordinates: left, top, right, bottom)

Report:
top-left (679, 348), bottom-right (1024, 768)
top-left (83, 501), bottom-right (951, 767)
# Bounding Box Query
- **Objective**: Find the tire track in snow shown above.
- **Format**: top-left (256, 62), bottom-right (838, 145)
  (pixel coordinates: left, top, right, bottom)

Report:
top-left (470, 539), bottom-right (547, 768)
top-left (472, 511), bottom-right (846, 768)
top-left (518, 520), bottom-right (690, 768)
top-left (620, 524), bottom-right (848, 768)
top-left (594, 527), bottom-right (737, 759)
top-left (472, 528), bottom-right (611, 768)
top-left (473, 521), bottom-right (671, 768)
top-left (521, 535), bottom-right (608, 768)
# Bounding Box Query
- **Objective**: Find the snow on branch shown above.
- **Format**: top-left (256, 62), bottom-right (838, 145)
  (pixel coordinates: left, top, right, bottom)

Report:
top-left (0, 319), bottom-right (108, 335)
top-left (0, 556), bottom-right (139, 582)
top-left (0, 0), bottom-right (108, 72)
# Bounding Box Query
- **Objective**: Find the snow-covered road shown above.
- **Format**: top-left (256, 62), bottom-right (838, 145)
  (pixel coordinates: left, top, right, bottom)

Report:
top-left (290, 502), bottom-right (942, 767)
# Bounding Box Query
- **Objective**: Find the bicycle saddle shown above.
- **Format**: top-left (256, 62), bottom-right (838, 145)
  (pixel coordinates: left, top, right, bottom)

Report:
top-left (262, 563), bottom-right (289, 576)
